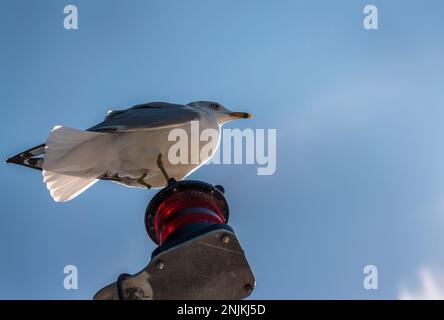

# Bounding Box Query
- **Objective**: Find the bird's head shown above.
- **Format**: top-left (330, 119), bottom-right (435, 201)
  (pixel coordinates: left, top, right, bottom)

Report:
top-left (187, 101), bottom-right (253, 125)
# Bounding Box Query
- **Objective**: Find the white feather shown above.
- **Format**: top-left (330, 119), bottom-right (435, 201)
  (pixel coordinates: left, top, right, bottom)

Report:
top-left (42, 170), bottom-right (99, 202)
top-left (42, 126), bottom-right (113, 202)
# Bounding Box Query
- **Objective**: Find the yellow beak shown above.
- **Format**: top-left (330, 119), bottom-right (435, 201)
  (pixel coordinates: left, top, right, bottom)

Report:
top-left (229, 112), bottom-right (254, 119)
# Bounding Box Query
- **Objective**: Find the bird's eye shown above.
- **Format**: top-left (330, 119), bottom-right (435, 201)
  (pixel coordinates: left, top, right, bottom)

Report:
top-left (209, 103), bottom-right (219, 110)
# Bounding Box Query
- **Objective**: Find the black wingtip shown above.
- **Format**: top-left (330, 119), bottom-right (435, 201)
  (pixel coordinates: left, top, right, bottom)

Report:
top-left (6, 155), bottom-right (23, 165)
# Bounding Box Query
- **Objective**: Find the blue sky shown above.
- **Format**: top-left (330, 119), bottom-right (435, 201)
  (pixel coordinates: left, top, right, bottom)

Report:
top-left (1, 0), bottom-right (444, 299)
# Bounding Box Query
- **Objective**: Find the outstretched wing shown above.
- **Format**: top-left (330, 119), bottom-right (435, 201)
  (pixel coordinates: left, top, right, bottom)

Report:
top-left (87, 102), bottom-right (200, 133)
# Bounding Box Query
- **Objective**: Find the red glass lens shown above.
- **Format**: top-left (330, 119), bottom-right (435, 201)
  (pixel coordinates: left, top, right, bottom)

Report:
top-left (154, 190), bottom-right (226, 244)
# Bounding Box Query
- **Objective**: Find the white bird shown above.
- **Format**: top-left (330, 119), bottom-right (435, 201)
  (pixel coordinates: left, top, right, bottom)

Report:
top-left (6, 101), bottom-right (253, 202)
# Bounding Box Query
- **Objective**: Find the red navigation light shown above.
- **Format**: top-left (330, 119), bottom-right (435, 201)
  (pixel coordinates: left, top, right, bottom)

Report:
top-left (95, 179), bottom-right (256, 300)
top-left (145, 179), bottom-right (229, 245)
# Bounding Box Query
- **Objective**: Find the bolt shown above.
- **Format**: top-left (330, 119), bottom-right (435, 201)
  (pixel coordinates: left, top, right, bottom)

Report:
top-left (215, 185), bottom-right (225, 193)
top-left (221, 235), bottom-right (230, 244)
top-left (167, 178), bottom-right (177, 187)
top-left (244, 284), bottom-right (253, 293)
top-left (156, 261), bottom-right (165, 270)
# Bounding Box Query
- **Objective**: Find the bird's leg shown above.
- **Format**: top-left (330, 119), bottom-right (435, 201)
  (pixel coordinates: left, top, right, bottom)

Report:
top-left (156, 153), bottom-right (170, 184)
top-left (137, 173), bottom-right (152, 189)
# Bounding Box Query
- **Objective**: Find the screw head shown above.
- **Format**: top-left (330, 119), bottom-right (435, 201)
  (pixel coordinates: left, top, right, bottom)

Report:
top-left (221, 235), bottom-right (230, 244)
top-left (156, 261), bottom-right (165, 270)
top-left (244, 284), bottom-right (253, 293)
top-left (167, 178), bottom-right (177, 187)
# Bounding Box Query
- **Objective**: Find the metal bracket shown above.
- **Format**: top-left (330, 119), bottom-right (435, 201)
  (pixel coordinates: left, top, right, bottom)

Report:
top-left (94, 229), bottom-right (255, 300)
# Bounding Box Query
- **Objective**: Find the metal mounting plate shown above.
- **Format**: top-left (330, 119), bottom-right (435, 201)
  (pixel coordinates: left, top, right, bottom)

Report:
top-left (94, 229), bottom-right (255, 300)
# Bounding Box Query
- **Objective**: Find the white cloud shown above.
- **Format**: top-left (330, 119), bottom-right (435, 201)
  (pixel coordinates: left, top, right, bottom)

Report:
top-left (399, 267), bottom-right (444, 300)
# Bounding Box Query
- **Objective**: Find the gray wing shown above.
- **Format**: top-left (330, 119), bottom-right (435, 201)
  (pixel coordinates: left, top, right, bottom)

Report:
top-left (87, 102), bottom-right (200, 133)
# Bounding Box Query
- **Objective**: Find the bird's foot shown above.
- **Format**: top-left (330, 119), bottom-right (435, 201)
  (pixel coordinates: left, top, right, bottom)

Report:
top-left (156, 153), bottom-right (170, 184)
top-left (137, 173), bottom-right (152, 189)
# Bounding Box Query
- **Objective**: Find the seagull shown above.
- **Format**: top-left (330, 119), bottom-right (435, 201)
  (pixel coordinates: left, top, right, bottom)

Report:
top-left (6, 101), bottom-right (253, 202)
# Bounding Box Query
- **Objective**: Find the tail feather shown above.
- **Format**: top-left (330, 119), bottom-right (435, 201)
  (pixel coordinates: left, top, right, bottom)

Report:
top-left (42, 125), bottom-right (112, 202)
top-left (42, 170), bottom-right (99, 202)
top-left (8, 125), bottom-right (115, 202)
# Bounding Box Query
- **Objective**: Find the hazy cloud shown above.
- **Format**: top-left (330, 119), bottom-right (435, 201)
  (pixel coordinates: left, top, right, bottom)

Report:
top-left (399, 267), bottom-right (444, 300)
